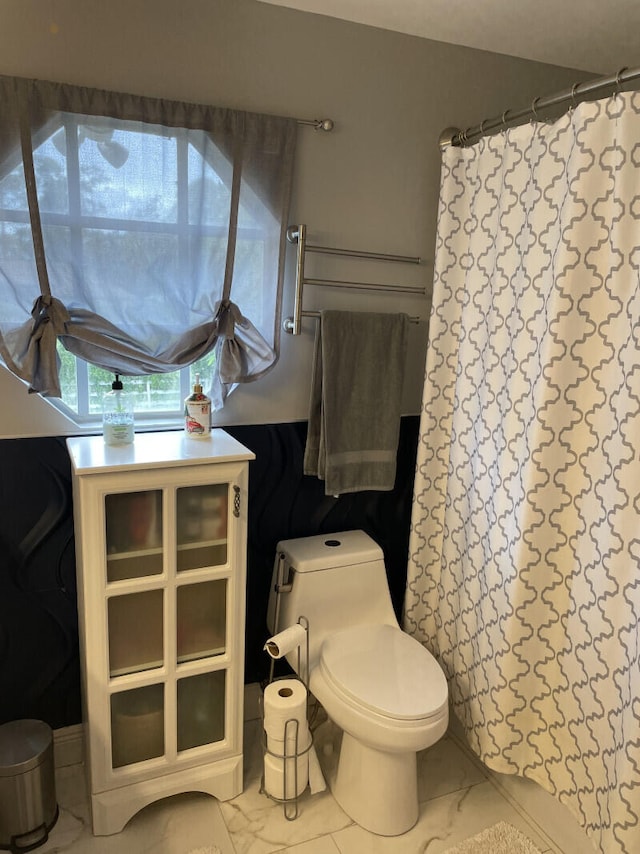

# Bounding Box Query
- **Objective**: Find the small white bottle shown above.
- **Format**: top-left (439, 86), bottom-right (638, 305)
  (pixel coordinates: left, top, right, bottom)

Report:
top-left (184, 373), bottom-right (211, 438)
top-left (103, 374), bottom-right (134, 445)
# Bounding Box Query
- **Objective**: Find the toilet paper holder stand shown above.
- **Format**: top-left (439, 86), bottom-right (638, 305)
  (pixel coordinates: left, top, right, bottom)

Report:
top-left (260, 616), bottom-right (312, 820)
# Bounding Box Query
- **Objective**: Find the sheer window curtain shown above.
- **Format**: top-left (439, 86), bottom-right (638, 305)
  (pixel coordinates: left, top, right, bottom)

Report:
top-left (0, 75), bottom-right (297, 406)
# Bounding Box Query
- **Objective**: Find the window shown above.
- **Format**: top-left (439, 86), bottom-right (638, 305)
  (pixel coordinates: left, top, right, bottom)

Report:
top-left (0, 75), bottom-right (297, 419)
top-left (55, 342), bottom-right (214, 423)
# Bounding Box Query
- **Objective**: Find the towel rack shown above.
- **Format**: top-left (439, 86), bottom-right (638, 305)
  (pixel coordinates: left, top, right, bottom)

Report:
top-left (283, 224), bottom-right (426, 335)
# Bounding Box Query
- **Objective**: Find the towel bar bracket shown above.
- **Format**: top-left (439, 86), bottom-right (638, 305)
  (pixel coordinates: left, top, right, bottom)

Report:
top-left (284, 224), bottom-right (426, 335)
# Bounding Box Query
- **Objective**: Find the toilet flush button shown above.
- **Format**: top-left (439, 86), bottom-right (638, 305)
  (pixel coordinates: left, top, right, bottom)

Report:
top-left (324, 539), bottom-right (341, 547)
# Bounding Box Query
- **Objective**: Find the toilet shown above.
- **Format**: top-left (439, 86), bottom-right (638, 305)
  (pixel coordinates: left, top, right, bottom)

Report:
top-left (266, 530), bottom-right (449, 836)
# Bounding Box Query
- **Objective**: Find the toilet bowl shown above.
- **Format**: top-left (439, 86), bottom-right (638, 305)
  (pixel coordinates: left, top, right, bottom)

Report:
top-left (267, 530), bottom-right (449, 836)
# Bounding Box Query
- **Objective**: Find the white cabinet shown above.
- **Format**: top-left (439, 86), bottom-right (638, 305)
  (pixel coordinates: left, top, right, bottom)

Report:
top-left (67, 430), bottom-right (254, 835)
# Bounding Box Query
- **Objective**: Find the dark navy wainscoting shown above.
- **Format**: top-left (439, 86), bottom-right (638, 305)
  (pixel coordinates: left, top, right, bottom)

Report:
top-left (0, 418), bottom-right (419, 730)
top-left (0, 437), bottom-right (79, 729)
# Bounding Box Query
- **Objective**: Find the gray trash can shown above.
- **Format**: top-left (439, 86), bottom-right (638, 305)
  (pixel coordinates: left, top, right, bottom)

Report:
top-left (0, 720), bottom-right (58, 853)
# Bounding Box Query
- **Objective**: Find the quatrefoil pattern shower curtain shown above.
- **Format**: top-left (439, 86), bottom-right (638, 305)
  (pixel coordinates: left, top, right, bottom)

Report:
top-left (405, 93), bottom-right (640, 854)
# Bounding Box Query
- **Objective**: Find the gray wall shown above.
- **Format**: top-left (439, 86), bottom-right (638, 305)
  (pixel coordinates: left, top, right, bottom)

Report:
top-left (0, 0), bottom-right (585, 436)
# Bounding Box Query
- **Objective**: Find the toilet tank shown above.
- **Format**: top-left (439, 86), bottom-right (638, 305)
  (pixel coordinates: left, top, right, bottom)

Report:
top-left (267, 530), bottom-right (398, 671)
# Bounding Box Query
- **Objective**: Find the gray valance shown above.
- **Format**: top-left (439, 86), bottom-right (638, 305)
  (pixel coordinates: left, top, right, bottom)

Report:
top-left (0, 75), bottom-right (297, 405)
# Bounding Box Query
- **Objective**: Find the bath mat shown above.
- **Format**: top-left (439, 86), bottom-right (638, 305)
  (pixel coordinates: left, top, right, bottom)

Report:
top-left (442, 821), bottom-right (543, 854)
top-left (187, 847), bottom-right (223, 854)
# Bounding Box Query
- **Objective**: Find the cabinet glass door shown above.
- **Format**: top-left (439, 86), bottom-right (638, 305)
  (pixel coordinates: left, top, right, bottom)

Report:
top-left (176, 580), bottom-right (226, 663)
top-left (177, 671), bottom-right (225, 752)
top-left (105, 490), bottom-right (163, 582)
top-left (176, 484), bottom-right (228, 571)
top-left (108, 589), bottom-right (164, 677)
top-left (111, 684), bottom-right (164, 768)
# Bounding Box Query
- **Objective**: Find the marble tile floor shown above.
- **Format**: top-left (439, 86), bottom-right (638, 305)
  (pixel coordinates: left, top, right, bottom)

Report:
top-left (43, 689), bottom-right (597, 854)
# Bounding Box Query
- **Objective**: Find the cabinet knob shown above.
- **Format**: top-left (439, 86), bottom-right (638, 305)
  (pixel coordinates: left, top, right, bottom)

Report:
top-left (233, 485), bottom-right (241, 518)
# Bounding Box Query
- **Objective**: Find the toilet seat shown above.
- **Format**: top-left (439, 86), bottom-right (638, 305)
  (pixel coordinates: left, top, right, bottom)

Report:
top-left (319, 624), bottom-right (448, 722)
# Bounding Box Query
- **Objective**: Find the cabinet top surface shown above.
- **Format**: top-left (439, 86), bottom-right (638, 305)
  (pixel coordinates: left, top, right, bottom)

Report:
top-left (66, 429), bottom-right (255, 475)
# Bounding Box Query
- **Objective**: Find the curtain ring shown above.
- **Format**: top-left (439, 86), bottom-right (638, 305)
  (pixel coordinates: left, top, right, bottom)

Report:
top-left (531, 97), bottom-right (541, 122)
top-left (501, 109), bottom-right (510, 129)
top-left (479, 119), bottom-right (486, 135)
top-left (569, 82), bottom-right (580, 112)
top-left (615, 67), bottom-right (628, 96)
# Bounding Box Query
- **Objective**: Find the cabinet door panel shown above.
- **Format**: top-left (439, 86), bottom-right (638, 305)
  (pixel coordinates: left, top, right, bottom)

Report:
top-left (108, 589), bottom-right (164, 676)
top-left (177, 671), bottom-right (225, 751)
top-left (111, 684), bottom-right (164, 768)
top-left (177, 580), bottom-right (227, 663)
top-left (105, 490), bottom-right (163, 581)
top-left (176, 484), bottom-right (228, 571)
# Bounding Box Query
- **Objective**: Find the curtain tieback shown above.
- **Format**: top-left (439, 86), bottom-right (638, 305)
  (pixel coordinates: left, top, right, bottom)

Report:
top-left (30, 294), bottom-right (70, 340)
top-left (214, 299), bottom-right (246, 340)
top-left (213, 299), bottom-right (273, 387)
top-left (216, 299), bottom-right (248, 384)
top-left (22, 295), bottom-right (70, 396)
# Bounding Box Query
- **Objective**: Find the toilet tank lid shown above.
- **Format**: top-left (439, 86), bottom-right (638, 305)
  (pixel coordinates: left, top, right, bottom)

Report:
top-left (275, 530), bottom-right (383, 573)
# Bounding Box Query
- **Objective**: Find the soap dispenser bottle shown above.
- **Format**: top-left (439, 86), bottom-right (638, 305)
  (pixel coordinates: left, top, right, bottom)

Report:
top-left (102, 374), bottom-right (135, 445)
top-left (184, 373), bottom-right (211, 438)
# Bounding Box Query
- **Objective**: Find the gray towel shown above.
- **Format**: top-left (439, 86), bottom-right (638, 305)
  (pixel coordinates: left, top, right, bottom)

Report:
top-left (304, 310), bottom-right (409, 495)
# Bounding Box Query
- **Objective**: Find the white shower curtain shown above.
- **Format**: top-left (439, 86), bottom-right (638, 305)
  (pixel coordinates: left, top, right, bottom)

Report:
top-left (405, 92), bottom-right (640, 854)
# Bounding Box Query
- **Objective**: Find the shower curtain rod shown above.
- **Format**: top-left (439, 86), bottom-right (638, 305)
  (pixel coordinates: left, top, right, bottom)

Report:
top-left (441, 64), bottom-right (640, 148)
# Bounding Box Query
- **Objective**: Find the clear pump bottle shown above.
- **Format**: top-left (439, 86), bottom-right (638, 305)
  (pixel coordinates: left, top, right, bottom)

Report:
top-left (102, 374), bottom-right (135, 445)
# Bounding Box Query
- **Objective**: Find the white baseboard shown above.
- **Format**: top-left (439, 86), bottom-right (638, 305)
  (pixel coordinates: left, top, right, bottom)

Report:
top-left (53, 723), bottom-right (84, 769)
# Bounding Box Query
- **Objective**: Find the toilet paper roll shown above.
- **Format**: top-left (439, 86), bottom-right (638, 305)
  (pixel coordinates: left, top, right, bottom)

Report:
top-left (268, 725), bottom-right (308, 757)
top-left (264, 747), bottom-right (308, 800)
top-left (263, 624), bottom-right (307, 659)
top-left (263, 678), bottom-right (308, 744)
top-left (268, 717), bottom-right (311, 760)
